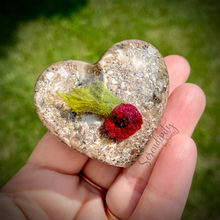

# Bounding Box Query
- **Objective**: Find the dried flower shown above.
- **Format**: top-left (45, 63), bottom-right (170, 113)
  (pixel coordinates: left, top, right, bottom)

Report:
top-left (105, 103), bottom-right (143, 140)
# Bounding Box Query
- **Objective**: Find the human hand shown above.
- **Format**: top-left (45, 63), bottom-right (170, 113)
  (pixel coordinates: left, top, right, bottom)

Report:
top-left (0, 55), bottom-right (205, 220)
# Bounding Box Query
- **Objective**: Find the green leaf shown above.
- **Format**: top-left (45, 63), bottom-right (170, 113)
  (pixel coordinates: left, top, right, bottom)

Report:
top-left (57, 78), bottom-right (124, 116)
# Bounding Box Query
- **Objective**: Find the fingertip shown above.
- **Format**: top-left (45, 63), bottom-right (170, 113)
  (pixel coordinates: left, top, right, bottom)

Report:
top-left (176, 83), bottom-right (206, 125)
top-left (164, 83), bottom-right (206, 136)
top-left (151, 133), bottom-right (198, 201)
top-left (185, 83), bottom-right (206, 114)
top-left (164, 55), bottom-right (191, 95)
top-left (173, 83), bottom-right (205, 108)
top-left (155, 134), bottom-right (198, 198)
top-left (129, 134), bottom-right (197, 220)
top-left (162, 134), bottom-right (197, 167)
top-left (165, 55), bottom-right (191, 75)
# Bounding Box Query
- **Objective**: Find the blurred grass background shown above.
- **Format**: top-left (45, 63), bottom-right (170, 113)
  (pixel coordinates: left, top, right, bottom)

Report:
top-left (0, 0), bottom-right (219, 219)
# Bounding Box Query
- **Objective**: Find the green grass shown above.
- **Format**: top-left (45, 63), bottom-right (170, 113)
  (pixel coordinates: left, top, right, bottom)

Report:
top-left (0, 0), bottom-right (220, 219)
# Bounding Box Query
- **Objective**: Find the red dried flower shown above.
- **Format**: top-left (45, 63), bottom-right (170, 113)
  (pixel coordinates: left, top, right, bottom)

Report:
top-left (104, 103), bottom-right (143, 140)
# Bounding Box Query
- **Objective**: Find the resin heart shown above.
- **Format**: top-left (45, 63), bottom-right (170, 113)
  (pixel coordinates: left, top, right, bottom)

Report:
top-left (34, 40), bottom-right (169, 167)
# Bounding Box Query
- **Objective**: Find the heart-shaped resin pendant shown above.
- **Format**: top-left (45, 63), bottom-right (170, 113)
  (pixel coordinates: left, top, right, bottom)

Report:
top-left (34, 40), bottom-right (169, 167)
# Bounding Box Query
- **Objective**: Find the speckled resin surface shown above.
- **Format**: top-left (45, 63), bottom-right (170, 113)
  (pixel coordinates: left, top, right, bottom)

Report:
top-left (34, 40), bottom-right (169, 167)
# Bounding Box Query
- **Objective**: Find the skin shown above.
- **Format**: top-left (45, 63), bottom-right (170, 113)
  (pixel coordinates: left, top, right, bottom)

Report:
top-left (0, 55), bottom-right (206, 220)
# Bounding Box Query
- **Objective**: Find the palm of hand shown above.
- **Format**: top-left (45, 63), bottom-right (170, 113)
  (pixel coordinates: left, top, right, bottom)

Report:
top-left (0, 55), bottom-right (205, 220)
